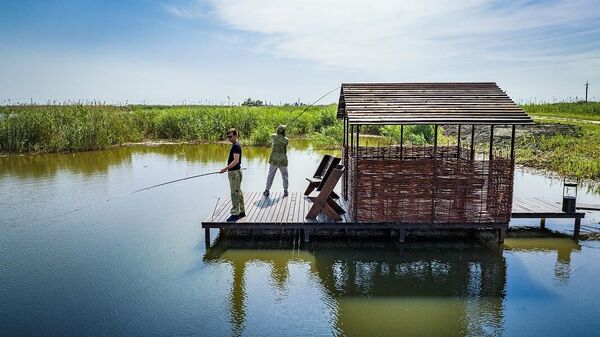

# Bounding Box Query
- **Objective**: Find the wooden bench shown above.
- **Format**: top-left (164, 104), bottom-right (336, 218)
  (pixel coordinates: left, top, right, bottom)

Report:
top-left (306, 165), bottom-right (346, 221)
top-left (304, 155), bottom-right (341, 198)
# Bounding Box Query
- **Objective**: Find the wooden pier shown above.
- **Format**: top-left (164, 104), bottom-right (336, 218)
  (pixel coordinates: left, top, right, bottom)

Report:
top-left (512, 197), bottom-right (585, 235)
top-left (202, 194), bottom-right (586, 244)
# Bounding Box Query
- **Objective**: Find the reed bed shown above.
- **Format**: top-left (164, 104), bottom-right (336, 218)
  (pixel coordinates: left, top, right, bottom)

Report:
top-left (0, 104), bottom-right (338, 152)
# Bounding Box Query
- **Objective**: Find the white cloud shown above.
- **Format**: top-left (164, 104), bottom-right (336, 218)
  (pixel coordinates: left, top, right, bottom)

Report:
top-left (162, 1), bottom-right (207, 19)
top-left (203, 0), bottom-right (600, 77)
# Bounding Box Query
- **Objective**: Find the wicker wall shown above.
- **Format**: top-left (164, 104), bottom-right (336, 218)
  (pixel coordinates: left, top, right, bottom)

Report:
top-left (346, 146), bottom-right (514, 225)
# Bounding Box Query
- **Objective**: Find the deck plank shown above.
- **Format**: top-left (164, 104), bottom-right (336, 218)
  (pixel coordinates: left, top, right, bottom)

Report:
top-left (238, 192), bottom-right (258, 224)
top-left (252, 194), bottom-right (269, 222)
top-left (277, 194), bottom-right (289, 223)
top-left (213, 197), bottom-right (231, 222)
top-left (261, 194), bottom-right (277, 223)
top-left (284, 193), bottom-right (295, 223)
top-left (245, 192), bottom-right (262, 222)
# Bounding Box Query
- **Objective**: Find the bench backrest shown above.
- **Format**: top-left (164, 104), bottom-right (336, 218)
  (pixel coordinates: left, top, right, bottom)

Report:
top-left (313, 155), bottom-right (332, 178)
top-left (318, 164), bottom-right (345, 196)
top-left (317, 157), bottom-right (341, 191)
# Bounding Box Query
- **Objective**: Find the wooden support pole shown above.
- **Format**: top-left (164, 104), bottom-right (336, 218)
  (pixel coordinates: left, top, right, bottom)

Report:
top-left (343, 118), bottom-right (348, 200)
top-left (400, 125), bottom-right (404, 159)
top-left (510, 125), bottom-right (516, 161)
top-left (498, 227), bottom-right (506, 244)
top-left (399, 227), bottom-right (406, 243)
top-left (489, 125), bottom-right (494, 161)
top-left (432, 125), bottom-right (438, 225)
top-left (355, 125), bottom-right (360, 220)
top-left (304, 228), bottom-right (310, 242)
top-left (540, 217), bottom-right (546, 229)
top-left (574, 218), bottom-right (581, 237)
top-left (350, 125), bottom-right (354, 158)
top-left (457, 125), bottom-right (461, 158)
top-left (470, 125), bottom-right (475, 161)
top-left (205, 227), bottom-right (210, 246)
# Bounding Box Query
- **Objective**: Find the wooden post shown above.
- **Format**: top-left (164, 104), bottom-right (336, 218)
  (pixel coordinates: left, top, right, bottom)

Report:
top-left (510, 125), bottom-right (516, 161)
top-left (350, 125), bottom-right (354, 158)
top-left (540, 217), bottom-right (546, 229)
top-left (470, 125), bottom-right (475, 161)
top-left (355, 125), bottom-right (360, 220)
top-left (343, 118), bottom-right (348, 200)
top-left (489, 125), bottom-right (494, 161)
top-left (432, 125), bottom-right (438, 225)
top-left (304, 228), bottom-right (310, 242)
top-left (400, 125), bottom-right (404, 159)
top-left (498, 226), bottom-right (506, 243)
top-left (399, 227), bottom-right (406, 243)
top-left (457, 125), bottom-right (461, 159)
top-left (205, 228), bottom-right (210, 246)
top-left (574, 218), bottom-right (581, 237)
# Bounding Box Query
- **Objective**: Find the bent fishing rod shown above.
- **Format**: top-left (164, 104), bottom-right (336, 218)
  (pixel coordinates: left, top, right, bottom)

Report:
top-left (56, 168), bottom-right (247, 217)
top-left (287, 86), bottom-right (341, 125)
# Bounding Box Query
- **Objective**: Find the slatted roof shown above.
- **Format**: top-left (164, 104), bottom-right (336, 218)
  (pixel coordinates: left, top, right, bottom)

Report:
top-left (337, 82), bottom-right (534, 125)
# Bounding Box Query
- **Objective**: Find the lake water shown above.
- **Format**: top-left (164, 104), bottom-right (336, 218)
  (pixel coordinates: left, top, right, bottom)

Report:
top-left (1, 143), bottom-right (600, 337)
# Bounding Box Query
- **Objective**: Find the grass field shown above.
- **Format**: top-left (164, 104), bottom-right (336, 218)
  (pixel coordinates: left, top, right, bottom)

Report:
top-left (516, 102), bottom-right (600, 180)
top-left (0, 104), bottom-right (338, 152)
top-left (1, 102), bottom-right (599, 181)
top-left (522, 102), bottom-right (600, 121)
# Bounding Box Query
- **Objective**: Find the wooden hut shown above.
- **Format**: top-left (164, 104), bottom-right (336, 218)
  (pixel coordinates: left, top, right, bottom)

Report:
top-left (339, 83), bottom-right (534, 237)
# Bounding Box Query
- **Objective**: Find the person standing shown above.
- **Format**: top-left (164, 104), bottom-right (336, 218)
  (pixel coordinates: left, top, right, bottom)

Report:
top-left (263, 125), bottom-right (289, 198)
top-left (220, 128), bottom-right (245, 221)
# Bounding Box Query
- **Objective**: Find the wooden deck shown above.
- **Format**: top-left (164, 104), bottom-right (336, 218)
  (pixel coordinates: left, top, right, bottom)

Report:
top-left (204, 192), bottom-right (353, 226)
top-left (202, 194), bottom-right (587, 243)
top-left (512, 197), bottom-right (585, 235)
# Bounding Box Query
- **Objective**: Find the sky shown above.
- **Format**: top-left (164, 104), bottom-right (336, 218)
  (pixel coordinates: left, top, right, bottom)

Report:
top-left (0, 0), bottom-right (599, 105)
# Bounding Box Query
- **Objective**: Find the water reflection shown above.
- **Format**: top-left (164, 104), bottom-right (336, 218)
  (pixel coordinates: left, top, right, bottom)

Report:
top-left (504, 238), bottom-right (581, 284)
top-left (204, 238), bottom-right (508, 337)
top-left (0, 141), bottom-right (315, 179)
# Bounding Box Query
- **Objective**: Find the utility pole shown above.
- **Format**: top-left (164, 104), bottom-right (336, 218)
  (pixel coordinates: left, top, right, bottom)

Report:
top-left (585, 81), bottom-right (589, 102)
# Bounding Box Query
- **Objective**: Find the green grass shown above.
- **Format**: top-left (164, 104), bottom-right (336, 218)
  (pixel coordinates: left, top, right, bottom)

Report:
top-left (516, 102), bottom-right (600, 180)
top-left (0, 104), bottom-right (338, 153)
top-left (522, 102), bottom-right (600, 121)
top-left (0, 105), bottom-right (140, 153)
top-left (515, 120), bottom-right (600, 180)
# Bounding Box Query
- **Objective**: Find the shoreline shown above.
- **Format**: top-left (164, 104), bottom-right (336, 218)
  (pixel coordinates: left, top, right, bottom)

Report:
top-left (2, 139), bottom-right (599, 189)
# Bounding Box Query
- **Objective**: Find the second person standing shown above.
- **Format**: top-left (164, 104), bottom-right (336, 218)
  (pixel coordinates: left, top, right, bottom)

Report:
top-left (263, 125), bottom-right (289, 198)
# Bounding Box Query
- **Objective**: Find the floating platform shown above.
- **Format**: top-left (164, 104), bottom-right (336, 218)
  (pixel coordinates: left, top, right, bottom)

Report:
top-left (202, 194), bottom-right (586, 244)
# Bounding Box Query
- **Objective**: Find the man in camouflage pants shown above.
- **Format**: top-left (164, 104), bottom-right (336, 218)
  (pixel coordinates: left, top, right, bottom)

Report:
top-left (263, 125), bottom-right (289, 198)
top-left (220, 128), bottom-right (245, 221)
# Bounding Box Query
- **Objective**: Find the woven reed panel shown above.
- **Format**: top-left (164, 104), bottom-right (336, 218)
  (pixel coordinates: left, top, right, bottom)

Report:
top-left (347, 146), bottom-right (513, 224)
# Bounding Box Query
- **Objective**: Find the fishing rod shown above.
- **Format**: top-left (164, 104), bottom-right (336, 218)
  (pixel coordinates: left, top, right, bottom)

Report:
top-left (56, 168), bottom-right (247, 217)
top-left (287, 86), bottom-right (341, 125)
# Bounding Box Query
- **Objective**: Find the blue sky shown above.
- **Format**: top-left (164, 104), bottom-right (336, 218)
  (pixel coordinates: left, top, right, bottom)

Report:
top-left (1, 0), bottom-right (599, 104)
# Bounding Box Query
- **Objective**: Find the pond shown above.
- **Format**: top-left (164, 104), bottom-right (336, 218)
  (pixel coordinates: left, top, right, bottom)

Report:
top-left (1, 142), bottom-right (600, 337)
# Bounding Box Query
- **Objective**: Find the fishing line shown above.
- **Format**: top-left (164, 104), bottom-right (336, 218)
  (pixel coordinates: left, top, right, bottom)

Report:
top-left (54, 168), bottom-right (247, 218)
top-left (287, 86), bottom-right (341, 126)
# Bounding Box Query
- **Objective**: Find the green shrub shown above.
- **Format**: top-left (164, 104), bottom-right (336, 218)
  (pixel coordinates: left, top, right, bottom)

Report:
top-left (249, 125), bottom-right (273, 146)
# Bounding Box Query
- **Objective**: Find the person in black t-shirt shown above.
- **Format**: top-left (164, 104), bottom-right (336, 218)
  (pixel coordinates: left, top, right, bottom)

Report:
top-left (220, 128), bottom-right (245, 221)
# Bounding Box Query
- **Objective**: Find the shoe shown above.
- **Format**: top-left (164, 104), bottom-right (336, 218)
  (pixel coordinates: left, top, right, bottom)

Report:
top-left (238, 212), bottom-right (246, 218)
top-left (226, 215), bottom-right (240, 222)
top-left (283, 191), bottom-right (289, 198)
top-left (263, 190), bottom-right (270, 197)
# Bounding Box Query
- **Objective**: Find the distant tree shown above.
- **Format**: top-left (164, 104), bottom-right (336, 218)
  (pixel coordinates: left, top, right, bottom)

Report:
top-left (241, 98), bottom-right (264, 107)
